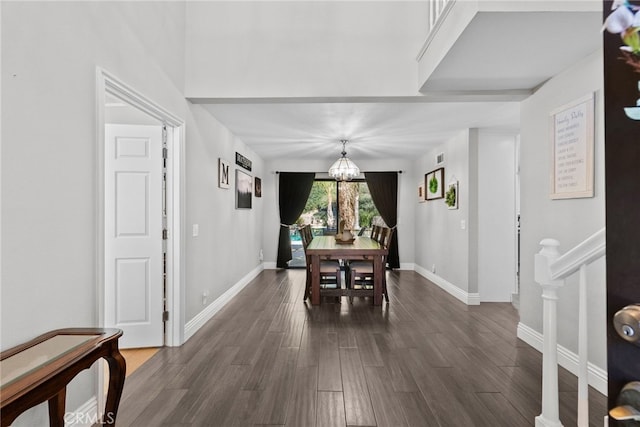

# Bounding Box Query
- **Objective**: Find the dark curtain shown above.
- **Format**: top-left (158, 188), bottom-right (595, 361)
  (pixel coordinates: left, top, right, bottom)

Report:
top-left (276, 172), bottom-right (316, 268)
top-left (365, 172), bottom-right (399, 268)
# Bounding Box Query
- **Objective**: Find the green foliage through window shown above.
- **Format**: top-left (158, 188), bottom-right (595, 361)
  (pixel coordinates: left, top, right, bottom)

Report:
top-left (299, 180), bottom-right (379, 233)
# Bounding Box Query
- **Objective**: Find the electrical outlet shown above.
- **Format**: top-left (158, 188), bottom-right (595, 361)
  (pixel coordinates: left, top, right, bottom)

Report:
top-left (460, 220), bottom-right (466, 230)
top-left (259, 249), bottom-right (264, 261)
top-left (431, 264), bottom-right (436, 273)
top-left (192, 224), bottom-right (199, 237)
top-left (202, 290), bottom-right (209, 305)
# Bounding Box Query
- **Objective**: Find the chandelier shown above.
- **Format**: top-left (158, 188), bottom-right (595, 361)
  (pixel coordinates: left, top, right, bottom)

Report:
top-left (328, 140), bottom-right (360, 181)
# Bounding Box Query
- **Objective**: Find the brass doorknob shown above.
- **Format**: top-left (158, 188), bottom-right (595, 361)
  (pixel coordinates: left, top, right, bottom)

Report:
top-left (614, 304), bottom-right (640, 345)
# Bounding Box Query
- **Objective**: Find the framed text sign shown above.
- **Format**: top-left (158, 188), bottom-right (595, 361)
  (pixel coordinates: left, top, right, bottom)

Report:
top-left (549, 93), bottom-right (594, 199)
top-left (235, 152), bottom-right (252, 171)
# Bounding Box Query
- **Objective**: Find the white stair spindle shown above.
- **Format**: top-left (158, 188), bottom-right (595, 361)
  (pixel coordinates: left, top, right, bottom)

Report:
top-left (577, 263), bottom-right (589, 427)
top-left (535, 239), bottom-right (564, 427)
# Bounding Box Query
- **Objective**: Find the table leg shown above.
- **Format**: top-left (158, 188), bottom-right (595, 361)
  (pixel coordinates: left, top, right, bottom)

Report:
top-left (373, 255), bottom-right (383, 306)
top-left (311, 255), bottom-right (320, 305)
top-left (304, 255), bottom-right (311, 301)
top-left (103, 346), bottom-right (126, 425)
top-left (48, 387), bottom-right (66, 427)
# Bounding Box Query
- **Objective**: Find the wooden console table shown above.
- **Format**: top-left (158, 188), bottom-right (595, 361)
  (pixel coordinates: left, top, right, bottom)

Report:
top-left (0, 328), bottom-right (126, 426)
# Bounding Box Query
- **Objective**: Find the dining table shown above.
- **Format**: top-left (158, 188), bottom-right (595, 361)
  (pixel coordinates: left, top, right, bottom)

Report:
top-left (305, 235), bottom-right (388, 306)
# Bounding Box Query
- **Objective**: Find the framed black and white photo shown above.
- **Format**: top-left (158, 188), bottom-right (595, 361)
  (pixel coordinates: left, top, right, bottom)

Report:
top-left (425, 167), bottom-right (444, 200)
top-left (235, 169), bottom-right (252, 209)
top-left (218, 158), bottom-right (230, 189)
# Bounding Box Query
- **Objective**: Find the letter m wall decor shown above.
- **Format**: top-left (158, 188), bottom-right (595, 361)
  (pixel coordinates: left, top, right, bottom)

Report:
top-left (218, 158), bottom-right (230, 189)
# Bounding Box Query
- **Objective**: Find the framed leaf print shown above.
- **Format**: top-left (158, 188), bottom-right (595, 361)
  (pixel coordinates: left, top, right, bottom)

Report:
top-left (445, 181), bottom-right (458, 209)
top-left (425, 168), bottom-right (444, 200)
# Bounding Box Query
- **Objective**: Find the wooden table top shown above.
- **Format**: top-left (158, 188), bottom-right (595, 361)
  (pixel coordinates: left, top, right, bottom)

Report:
top-left (306, 236), bottom-right (387, 255)
top-left (0, 328), bottom-right (123, 407)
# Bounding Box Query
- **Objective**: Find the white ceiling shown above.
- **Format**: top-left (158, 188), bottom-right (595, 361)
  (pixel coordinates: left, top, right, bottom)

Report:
top-left (421, 11), bottom-right (603, 92)
top-left (201, 101), bottom-right (521, 161)
top-left (197, 6), bottom-right (602, 163)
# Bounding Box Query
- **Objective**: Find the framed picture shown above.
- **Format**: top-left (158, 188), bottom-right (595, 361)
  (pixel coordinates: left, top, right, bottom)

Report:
top-left (235, 152), bottom-right (252, 171)
top-left (425, 167), bottom-right (444, 200)
top-left (418, 183), bottom-right (426, 203)
top-left (235, 169), bottom-right (252, 209)
top-left (549, 93), bottom-right (594, 199)
top-left (445, 181), bottom-right (458, 209)
top-left (254, 177), bottom-right (262, 197)
top-left (218, 158), bottom-right (230, 189)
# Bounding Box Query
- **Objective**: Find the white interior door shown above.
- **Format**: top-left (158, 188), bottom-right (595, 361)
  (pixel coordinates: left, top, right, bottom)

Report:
top-left (105, 124), bottom-right (164, 348)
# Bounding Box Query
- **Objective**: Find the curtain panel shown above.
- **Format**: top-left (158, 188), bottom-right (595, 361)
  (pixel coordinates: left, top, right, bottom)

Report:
top-left (364, 172), bottom-right (400, 269)
top-left (276, 172), bottom-right (315, 268)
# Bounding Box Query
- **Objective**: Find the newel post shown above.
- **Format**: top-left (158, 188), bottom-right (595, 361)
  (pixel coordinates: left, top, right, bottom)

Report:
top-left (535, 238), bottom-right (564, 427)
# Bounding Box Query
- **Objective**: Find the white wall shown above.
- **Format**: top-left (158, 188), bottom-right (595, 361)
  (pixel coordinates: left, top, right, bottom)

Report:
top-left (185, 1), bottom-right (428, 98)
top-left (414, 130), bottom-right (474, 294)
top-left (414, 128), bottom-right (519, 304)
top-left (186, 105), bottom-right (264, 320)
top-left (1, 2), bottom-right (264, 424)
top-left (262, 158), bottom-right (415, 269)
top-left (2, 3), bottom-right (187, 423)
top-left (477, 130), bottom-right (518, 302)
top-left (519, 50), bottom-right (606, 370)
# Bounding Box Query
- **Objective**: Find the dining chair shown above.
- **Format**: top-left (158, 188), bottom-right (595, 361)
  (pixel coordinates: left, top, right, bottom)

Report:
top-left (377, 226), bottom-right (389, 246)
top-left (300, 225), bottom-right (341, 301)
top-left (370, 225), bottom-right (381, 241)
top-left (348, 226), bottom-right (394, 303)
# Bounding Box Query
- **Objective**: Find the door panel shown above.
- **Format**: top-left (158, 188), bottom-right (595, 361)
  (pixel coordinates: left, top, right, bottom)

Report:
top-left (116, 172), bottom-right (149, 236)
top-left (105, 124), bottom-right (164, 349)
top-left (116, 258), bottom-right (150, 323)
top-left (604, 0), bottom-right (640, 423)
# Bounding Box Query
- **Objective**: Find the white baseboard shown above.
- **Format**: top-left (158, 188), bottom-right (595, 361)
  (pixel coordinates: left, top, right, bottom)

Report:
top-left (184, 264), bottom-right (264, 342)
top-left (414, 264), bottom-right (480, 305)
top-left (65, 396), bottom-right (98, 426)
top-left (263, 261), bottom-right (277, 270)
top-left (399, 262), bottom-right (415, 271)
top-left (517, 322), bottom-right (607, 396)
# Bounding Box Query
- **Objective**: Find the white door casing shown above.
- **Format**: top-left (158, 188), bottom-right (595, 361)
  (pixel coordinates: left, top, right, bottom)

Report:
top-left (105, 124), bottom-right (164, 348)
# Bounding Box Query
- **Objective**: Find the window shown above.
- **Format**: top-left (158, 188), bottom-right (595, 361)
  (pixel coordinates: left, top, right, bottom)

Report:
top-left (289, 180), bottom-right (380, 267)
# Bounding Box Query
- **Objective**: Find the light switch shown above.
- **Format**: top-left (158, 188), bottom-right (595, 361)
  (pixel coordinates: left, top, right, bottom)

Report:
top-left (460, 220), bottom-right (466, 230)
top-left (192, 224), bottom-right (199, 237)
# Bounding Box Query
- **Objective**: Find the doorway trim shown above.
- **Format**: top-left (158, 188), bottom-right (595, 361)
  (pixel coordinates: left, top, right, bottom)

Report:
top-left (95, 67), bottom-right (185, 344)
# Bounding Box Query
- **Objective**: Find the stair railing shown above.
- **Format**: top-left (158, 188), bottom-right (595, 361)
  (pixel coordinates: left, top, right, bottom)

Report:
top-left (534, 228), bottom-right (606, 427)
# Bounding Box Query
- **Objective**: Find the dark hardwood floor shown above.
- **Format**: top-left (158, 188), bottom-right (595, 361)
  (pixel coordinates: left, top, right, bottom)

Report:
top-left (117, 269), bottom-right (607, 426)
